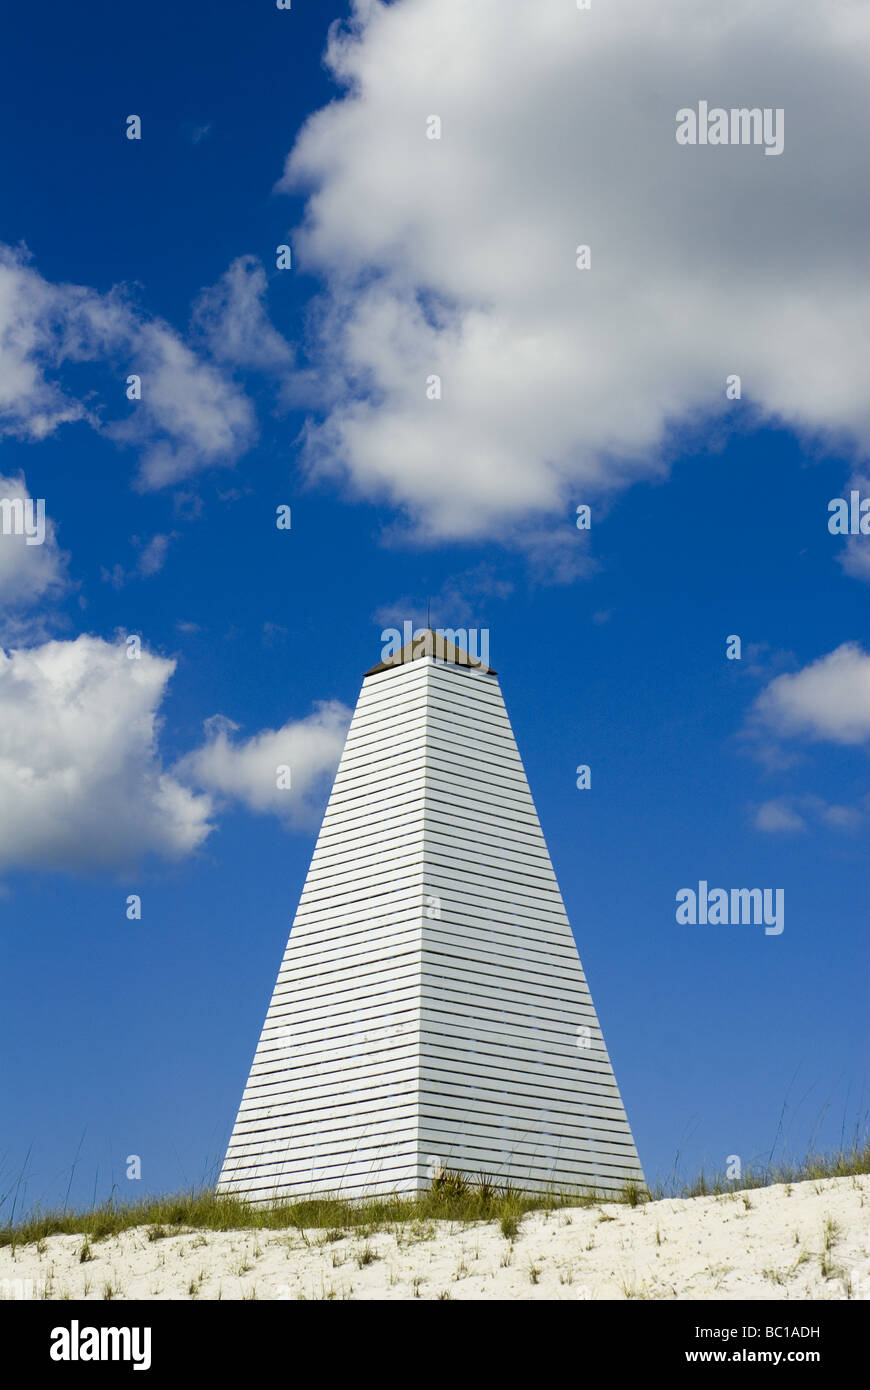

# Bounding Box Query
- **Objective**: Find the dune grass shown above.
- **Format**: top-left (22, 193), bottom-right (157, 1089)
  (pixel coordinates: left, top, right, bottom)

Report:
top-left (2, 1143), bottom-right (868, 1250)
top-left (677, 1144), bottom-right (870, 1199)
top-left (0, 1171), bottom-right (579, 1250)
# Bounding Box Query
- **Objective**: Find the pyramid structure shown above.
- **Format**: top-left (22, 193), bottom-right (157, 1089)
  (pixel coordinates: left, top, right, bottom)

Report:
top-left (218, 634), bottom-right (644, 1202)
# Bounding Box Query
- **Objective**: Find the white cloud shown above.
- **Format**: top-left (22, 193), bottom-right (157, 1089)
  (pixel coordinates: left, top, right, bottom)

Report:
top-left (372, 563), bottom-right (513, 629)
top-left (754, 794), bottom-right (863, 834)
top-left (837, 472), bottom-right (870, 581)
top-left (279, 0), bottom-right (870, 543)
top-left (0, 472), bottom-right (68, 619)
top-left (102, 320), bottom-right (256, 490)
top-left (191, 255), bottom-right (294, 372)
top-left (0, 629), bottom-right (352, 878)
top-left (841, 539), bottom-right (870, 581)
top-left (0, 636), bottom-right (213, 875)
top-left (752, 644), bottom-right (870, 746)
top-left (136, 532), bottom-right (174, 577)
top-left (755, 799), bottom-right (807, 834)
top-left (178, 700), bottom-right (351, 826)
top-left (0, 245), bottom-right (256, 490)
top-left (100, 532), bottom-right (177, 589)
top-left (818, 800), bottom-right (863, 831)
top-left (0, 254), bottom-right (85, 439)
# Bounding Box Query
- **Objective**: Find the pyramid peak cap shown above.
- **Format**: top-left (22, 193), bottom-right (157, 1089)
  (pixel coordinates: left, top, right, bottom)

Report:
top-left (365, 626), bottom-right (496, 677)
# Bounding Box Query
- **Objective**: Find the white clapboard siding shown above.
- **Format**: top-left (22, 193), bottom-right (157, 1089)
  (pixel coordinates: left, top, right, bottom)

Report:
top-left (218, 645), bottom-right (644, 1202)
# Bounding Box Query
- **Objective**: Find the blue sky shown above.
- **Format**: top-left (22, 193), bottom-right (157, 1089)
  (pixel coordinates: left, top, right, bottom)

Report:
top-left (1, 0), bottom-right (868, 1215)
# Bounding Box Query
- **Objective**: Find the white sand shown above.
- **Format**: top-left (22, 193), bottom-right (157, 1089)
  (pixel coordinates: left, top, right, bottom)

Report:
top-left (2, 1175), bottom-right (868, 1301)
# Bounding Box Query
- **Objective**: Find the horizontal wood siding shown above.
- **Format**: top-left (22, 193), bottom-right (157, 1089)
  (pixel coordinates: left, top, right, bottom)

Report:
top-left (417, 663), bottom-right (642, 1196)
top-left (218, 660), bottom-right (427, 1201)
top-left (218, 655), bottom-right (644, 1204)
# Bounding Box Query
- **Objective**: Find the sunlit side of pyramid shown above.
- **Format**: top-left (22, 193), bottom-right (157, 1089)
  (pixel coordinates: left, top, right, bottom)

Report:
top-left (218, 634), bottom-right (644, 1202)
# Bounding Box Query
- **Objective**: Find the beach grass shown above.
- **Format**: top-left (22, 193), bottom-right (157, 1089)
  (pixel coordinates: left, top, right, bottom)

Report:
top-left (2, 1141), bottom-right (868, 1249)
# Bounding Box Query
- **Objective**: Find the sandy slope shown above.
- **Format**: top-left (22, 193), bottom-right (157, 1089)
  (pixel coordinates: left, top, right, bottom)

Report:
top-left (1, 1176), bottom-right (868, 1301)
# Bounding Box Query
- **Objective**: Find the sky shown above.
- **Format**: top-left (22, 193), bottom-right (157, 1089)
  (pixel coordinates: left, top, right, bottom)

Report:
top-left (1, 0), bottom-right (868, 1216)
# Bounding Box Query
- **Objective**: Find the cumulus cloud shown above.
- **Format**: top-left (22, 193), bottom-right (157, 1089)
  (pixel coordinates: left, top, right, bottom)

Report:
top-left (191, 255), bottom-right (294, 372)
top-left (0, 636), bottom-right (213, 875)
top-left (278, 0), bottom-right (870, 544)
top-left (0, 244), bottom-right (256, 490)
top-left (752, 644), bottom-right (870, 746)
top-left (108, 322), bottom-right (256, 489)
top-left (0, 255), bottom-right (85, 439)
top-left (0, 630), bottom-right (351, 878)
top-left (0, 472), bottom-right (69, 620)
top-left (178, 700), bottom-right (351, 826)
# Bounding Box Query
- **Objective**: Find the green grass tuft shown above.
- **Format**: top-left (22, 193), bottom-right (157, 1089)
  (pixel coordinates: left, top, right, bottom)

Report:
top-left (2, 1143), bottom-right (867, 1249)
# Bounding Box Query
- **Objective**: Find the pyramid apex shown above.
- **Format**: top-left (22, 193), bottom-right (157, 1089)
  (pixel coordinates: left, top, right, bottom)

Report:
top-left (365, 627), bottom-right (496, 677)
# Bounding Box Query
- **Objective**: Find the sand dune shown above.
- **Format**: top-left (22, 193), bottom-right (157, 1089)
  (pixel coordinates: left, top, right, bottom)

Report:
top-left (2, 1175), bottom-right (868, 1301)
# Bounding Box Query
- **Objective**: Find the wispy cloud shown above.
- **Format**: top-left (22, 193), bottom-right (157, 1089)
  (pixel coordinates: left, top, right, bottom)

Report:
top-left (0, 472), bottom-right (70, 639)
top-left (754, 795), bottom-right (864, 835)
top-left (0, 244), bottom-right (257, 490)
